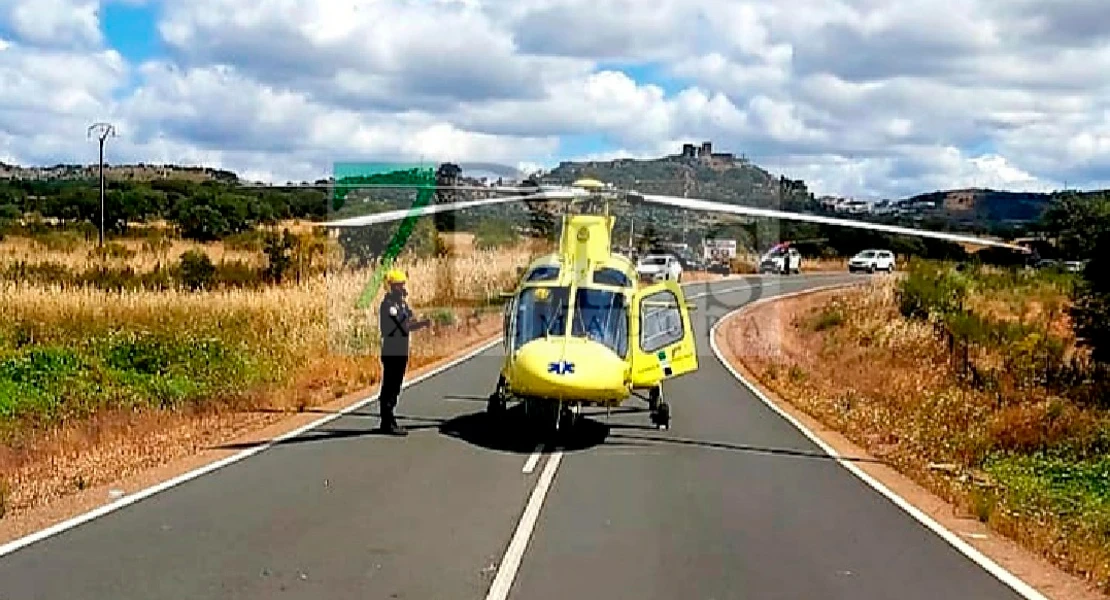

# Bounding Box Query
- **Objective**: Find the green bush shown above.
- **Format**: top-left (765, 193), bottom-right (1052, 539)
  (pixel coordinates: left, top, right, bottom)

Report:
top-left (0, 330), bottom-right (262, 424)
top-left (896, 261), bottom-right (968, 320)
top-left (179, 249), bottom-right (216, 290)
top-left (216, 260), bottom-right (265, 289)
top-left (810, 306), bottom-right (845, 331)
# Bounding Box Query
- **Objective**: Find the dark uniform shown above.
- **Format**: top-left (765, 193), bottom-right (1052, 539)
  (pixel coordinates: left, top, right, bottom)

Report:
top-left (379, 288), bottom-right (414, 433)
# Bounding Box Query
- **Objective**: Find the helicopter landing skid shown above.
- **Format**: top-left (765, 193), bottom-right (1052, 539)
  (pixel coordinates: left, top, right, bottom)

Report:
top-left (487, 375), bottom-right (508, 417)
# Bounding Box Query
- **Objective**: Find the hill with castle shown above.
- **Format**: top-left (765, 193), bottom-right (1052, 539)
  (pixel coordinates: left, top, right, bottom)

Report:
top-left (0, 142), bottom-right (1089, 237)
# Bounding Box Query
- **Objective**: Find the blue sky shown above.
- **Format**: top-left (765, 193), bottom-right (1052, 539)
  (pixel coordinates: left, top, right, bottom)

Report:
top-left (0, 0), bottom-right (1106, 197)
top-left (100, 1), bottom-right (161, 63)
top-left (595, 61), bottom-right (686, 96)
top-left (99, 1), bottom-right (163, 99)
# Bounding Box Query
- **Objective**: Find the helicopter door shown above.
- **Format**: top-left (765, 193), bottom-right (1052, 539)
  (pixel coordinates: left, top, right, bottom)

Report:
top-left (629, 280), bottom-right (698, 387)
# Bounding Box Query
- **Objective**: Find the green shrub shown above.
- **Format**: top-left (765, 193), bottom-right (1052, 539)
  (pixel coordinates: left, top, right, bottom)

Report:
top-left (896, 262), bottom-right (968, 320)
top-left (179, 249), bottom-right (216, 290)
top-left (811, 306), bottom-right (845, 331)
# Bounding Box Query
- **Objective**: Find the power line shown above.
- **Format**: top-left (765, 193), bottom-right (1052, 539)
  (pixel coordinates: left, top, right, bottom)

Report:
top-left (87, 122), bottom-right (116, 248)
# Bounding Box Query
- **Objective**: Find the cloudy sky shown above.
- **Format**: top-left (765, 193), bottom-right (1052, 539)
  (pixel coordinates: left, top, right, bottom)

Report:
top-left (0, 0), bottom-right (1107, 198)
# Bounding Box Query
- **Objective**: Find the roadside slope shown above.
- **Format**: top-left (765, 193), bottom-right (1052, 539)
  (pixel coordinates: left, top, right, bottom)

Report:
top-left (715, 282), bottom-right (1107, 600)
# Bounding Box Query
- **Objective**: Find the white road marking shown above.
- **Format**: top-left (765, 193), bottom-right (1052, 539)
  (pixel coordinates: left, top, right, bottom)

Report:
top-left (485, 449), bottom-right (564, 600)
top-left (522, 445), bottom-right (545, 474)
top-left (0, 338), bottom-right (504, 559)
top-left (0, 275), bottom-right (838, 562)
top-left (708, 283), bottom-right (1051, 600)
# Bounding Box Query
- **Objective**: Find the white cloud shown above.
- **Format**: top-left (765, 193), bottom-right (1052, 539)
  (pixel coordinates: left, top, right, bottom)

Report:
top-left (0, 0), bottom-right (1108, 199)
top-left (4, 0), bottom-right (102, 50)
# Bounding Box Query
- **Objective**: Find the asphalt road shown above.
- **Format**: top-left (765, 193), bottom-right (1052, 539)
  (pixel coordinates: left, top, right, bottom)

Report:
top-left (0, 273), bottom-right (1033, 600)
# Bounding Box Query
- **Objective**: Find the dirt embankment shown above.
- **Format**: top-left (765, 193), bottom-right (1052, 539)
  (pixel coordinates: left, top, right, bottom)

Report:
top-left (717, 286), bottom-right (1109, 600)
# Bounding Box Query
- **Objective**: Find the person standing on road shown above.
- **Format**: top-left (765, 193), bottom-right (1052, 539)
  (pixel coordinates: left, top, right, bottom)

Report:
top-left (378, 269), bottom-right (431, 436)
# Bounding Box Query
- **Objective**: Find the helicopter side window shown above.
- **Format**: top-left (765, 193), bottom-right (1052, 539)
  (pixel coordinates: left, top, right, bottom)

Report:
top-left (571, 288), bottom-right (628, 358)
top-left (592, 268), bottom-right (630, 287)
top-left (513, 286), bottom-right (569, 349)
top-left (639, 290), bottom-right (684, 353)
top-left (526, 266), bottom-right (560, 282)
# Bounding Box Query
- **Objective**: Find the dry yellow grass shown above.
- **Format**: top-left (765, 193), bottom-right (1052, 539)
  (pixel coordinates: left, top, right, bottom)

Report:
top-left (324, 246), bottom-right (534, 356)
top-left (0, 236), bottom-right (541, 519)
top-left (0, 234), bottom-right (264, 271)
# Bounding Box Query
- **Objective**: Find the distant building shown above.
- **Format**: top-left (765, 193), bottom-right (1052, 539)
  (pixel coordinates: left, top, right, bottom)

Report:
top-left (670, 141), bottom-right (735, 162)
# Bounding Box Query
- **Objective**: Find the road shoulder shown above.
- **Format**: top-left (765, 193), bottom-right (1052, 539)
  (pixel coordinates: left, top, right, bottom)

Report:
top-left (713, 284), bottom-right (1107, 600)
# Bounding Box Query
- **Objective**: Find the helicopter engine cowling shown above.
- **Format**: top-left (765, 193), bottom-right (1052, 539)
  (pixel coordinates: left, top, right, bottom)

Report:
top-left (508, 337), bottom-right (628, 403)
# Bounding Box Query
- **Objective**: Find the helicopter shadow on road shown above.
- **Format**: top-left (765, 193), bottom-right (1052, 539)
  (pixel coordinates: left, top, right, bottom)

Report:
top-left (436, 404), bottom-right (625, 454)
top-left (214, 405), bottom-right (882, 465)
top-left (434, 408), bottom-right (884, 464)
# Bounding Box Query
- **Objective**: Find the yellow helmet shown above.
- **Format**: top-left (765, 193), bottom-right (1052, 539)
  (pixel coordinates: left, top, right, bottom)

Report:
top-left (385, 269), bottom-right (407, 284)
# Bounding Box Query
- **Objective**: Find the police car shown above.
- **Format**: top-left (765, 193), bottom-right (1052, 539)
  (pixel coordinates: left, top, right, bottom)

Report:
top-left (758, 245), bottom-right (802, 274)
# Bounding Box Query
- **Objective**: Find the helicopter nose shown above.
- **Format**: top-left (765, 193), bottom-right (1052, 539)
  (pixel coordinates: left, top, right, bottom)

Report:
top-left (510, 338), bottom-right (628, 402)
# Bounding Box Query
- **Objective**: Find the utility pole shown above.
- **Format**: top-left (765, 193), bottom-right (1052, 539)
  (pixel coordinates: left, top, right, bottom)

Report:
top-left (629, 214), bottom-right (634, 251)
top-left (683, 190), bottom-right (689, 244)
top-left (88, 122), bottom-right (116, 247)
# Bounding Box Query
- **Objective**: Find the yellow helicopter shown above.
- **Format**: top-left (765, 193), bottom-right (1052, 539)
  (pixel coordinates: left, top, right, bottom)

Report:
top-left (484, 178), bottom-right (698, 431)
top-left (321, 174), bottom-right (1027, 433)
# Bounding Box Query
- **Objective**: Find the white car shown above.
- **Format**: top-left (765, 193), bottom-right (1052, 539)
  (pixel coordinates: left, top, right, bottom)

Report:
top-left (758, 246), bottom-right (801, 274)
top-left (636, 254), bottom-right (683, 282)
top-left (848, 249), bottom-right (896, 273)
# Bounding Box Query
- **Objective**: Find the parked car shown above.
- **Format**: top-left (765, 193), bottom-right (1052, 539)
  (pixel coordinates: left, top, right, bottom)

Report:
top-left (848, 249), bottom-right (896, 273)
top-left (636, 253), bottom-right (683, 282)
top-left (1063, 260), bottom-right (1086, 273)
top-left (759, 246), bottom-right (802, 274)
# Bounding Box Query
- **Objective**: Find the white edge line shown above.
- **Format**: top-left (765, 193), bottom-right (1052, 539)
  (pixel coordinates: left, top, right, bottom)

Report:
top-left (707, 282), bottom-right (1051, 600)
top-left (485, 449), bottom-right (564, 600)
top-left (522, 445), bottom-right (545, 474)
top-left (0, 337), bottom-right (504, 559)
top-left (0, 272), bottom-right (842, 560)
top-left (0, 273), bottom-right (747, 559)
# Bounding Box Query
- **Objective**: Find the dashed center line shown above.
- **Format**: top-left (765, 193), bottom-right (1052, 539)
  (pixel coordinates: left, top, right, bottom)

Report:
top-left (486, 449), bottom-right (564, 600)
top-left (522, 445), bottom-right (545, 474)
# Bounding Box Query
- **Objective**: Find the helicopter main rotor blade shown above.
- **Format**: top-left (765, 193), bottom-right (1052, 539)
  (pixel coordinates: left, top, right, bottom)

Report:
top-left (323, 190), bottom-right (572, 227)
top-left (636, 193), bottom-right (1026, 251)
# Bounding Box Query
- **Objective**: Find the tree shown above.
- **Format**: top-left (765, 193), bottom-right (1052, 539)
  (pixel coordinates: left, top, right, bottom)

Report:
top-left (262, 229), bottom-right (297, 284)
top-left (178, 250), bottom-right (216, 291)
top-left (1071, 227), bottom-right (1110, 364)
top-left (1042, 191), bottom-right (1110, 259)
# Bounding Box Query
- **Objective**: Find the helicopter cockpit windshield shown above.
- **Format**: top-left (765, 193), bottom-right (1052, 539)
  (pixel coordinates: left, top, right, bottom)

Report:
top-left (571, 288), bottom-right (628, 357)
top-left (514, 286), bottom-right (569, 349)
top-left (513, 286), bottom-right (628, 357)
